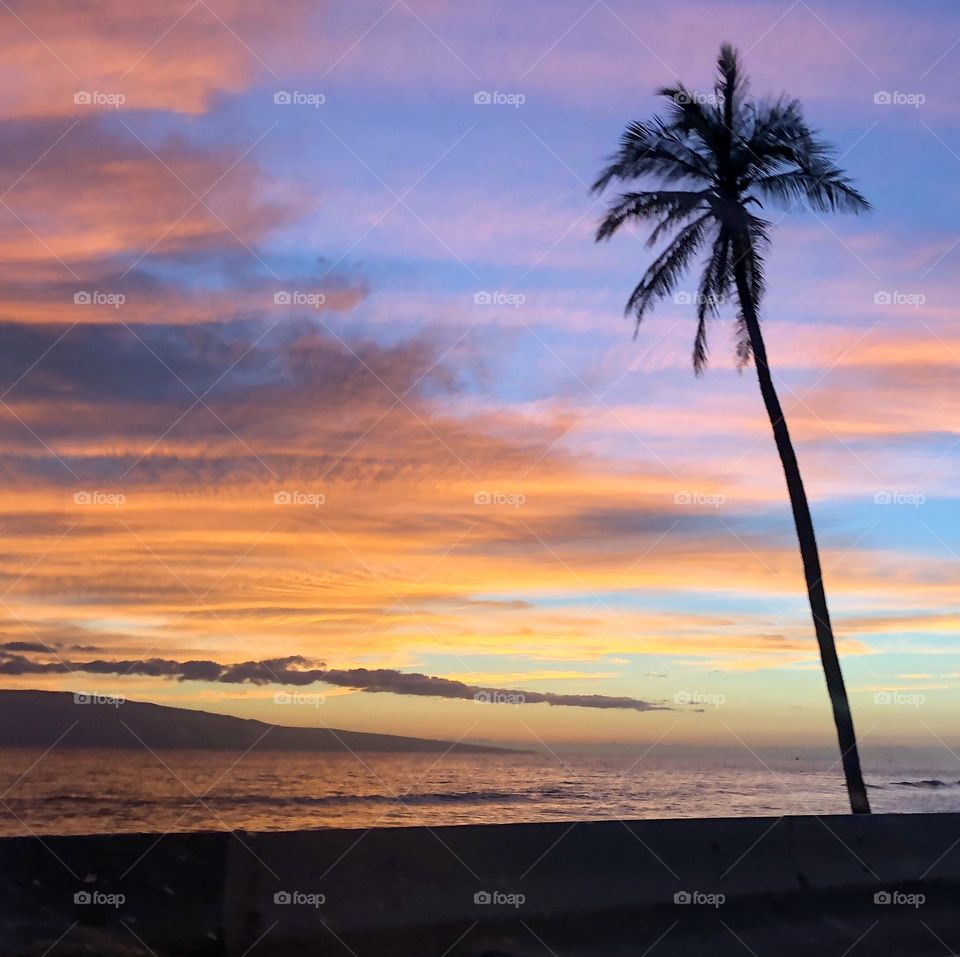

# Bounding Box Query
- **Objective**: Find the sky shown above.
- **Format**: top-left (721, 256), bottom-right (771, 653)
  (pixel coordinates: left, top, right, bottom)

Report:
top-left (0, 0), bottom-right (958, 756)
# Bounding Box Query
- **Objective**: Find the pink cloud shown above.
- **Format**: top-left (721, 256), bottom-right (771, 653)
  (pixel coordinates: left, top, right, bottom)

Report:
top-left (0, 0), bottom-right (321, 117)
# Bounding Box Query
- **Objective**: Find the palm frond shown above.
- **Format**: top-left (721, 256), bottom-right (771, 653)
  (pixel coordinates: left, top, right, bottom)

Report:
top-left (734, 309), bottom-right (753, 370)
top-left (624, 214), bottom-right (711, 330)
top-left (753, 167), bottom-right (870, 213)
top-left (656, 87), bottom-right (722, 157)
top-left (693, 314), bottom-right (709, 374)
top-left (740, 97), bottom-right (806, 168)
top-left (692, 228), bottom-right (731, 374)
top-left (742, 218), bottom-right (769, 306)
top-left (716, 43), bottom-right (748, 102)
top-left (595, 190), bottom-right (709, 242)
top-left (591, 121), bottom-right (713, 192)
top-left (731, 224), bottom-right (768, 369)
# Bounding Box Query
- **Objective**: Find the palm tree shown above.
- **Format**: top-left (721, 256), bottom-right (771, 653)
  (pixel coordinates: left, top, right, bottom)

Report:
top-left (593, 44), bottom-right (871, 813)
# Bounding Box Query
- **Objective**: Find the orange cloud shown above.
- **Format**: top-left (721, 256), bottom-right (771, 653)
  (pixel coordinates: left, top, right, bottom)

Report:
top-left (0, 0), bottom-right (319, 117)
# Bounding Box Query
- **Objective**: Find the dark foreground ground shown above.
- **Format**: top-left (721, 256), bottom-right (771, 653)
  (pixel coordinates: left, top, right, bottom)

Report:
top-left (4, 813), bottom-right (960, 955)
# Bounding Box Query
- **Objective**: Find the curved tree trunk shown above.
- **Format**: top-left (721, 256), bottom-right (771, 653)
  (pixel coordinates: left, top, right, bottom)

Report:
top-left (731, 239), bottom-right (870, 814)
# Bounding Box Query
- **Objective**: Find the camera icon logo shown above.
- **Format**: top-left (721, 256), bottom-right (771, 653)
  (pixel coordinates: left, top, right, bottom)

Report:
top-left (874, 291), bottom-right (892, 305)
top-left (74, 92), bottom-right (92, 105)
top-left (473, 491), bottom-right (491, 505)
top-left (474, 891), bottom-right (491, 904)
top-left (473, 291), bottom-right (492, 305)
top-left (74, 891), bottom-right (91, 904)
top-left (874, 891), bottom-right (891, 904)
top-left (874, 91), bottom-right (892, 105)
top-left (73, 491), bottom-right (92, 505)
top-left (274, 291), bottom-right (292, 305)
top-left (674, 291), bottom-right (693, 304)
top-left (274, 891), bottom-right (291, 904)
top-left (674, 891), bottom-right (691, 904)
top-left (74, 291), bottom-right (91, 305)
top-left (473, 91), bottom-right (492, 105)
top-left (273, 91), bottom-right (292, 105)
top-left (273, 491), bottom-right (292, 505)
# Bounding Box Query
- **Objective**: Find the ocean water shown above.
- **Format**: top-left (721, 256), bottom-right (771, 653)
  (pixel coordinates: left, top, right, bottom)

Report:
top-left (1, 749), bottom-right (959, 837)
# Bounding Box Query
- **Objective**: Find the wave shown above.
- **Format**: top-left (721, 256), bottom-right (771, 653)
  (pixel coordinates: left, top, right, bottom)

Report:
top-left (890, 779), bottom-right (959, 789)
top-left (7, 789), bottom-right (540, 808)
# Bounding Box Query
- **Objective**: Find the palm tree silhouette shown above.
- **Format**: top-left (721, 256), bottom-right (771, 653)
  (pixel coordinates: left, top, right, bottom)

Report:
top-left (593, 44), bottom-right (871, 813)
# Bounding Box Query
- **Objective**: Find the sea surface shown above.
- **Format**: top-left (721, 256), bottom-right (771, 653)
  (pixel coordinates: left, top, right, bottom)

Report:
top-left (2, 748), bottom-right (959, 836)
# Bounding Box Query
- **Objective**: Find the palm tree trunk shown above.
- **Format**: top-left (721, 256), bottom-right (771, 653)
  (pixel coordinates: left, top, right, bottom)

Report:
top-left (731, 241), bottom-right (871, 814)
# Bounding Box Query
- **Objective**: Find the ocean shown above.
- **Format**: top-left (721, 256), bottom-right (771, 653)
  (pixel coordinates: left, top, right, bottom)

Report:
top-left (3, 748), bottom-right (959, 836)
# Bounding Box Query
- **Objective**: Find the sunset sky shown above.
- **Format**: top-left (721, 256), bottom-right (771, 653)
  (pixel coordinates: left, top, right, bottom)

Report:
top-left (0, 0), bottom-right (958, 754)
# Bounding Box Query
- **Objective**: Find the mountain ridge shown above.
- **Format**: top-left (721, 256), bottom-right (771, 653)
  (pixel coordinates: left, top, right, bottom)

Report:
top-left (0, 690), bottom-right (523, 754)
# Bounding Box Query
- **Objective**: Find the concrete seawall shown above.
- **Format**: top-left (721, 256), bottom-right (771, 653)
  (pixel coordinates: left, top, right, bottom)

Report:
top-left (5, 813), bottom-right (960, 955)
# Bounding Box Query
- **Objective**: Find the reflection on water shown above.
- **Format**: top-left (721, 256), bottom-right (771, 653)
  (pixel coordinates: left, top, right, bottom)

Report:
top-left (1, 748), bottom-right (958, 836)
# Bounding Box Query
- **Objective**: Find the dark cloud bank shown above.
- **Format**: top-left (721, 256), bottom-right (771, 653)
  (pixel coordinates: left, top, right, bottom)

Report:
top-left (0, 647), bottom-right (668, 713)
